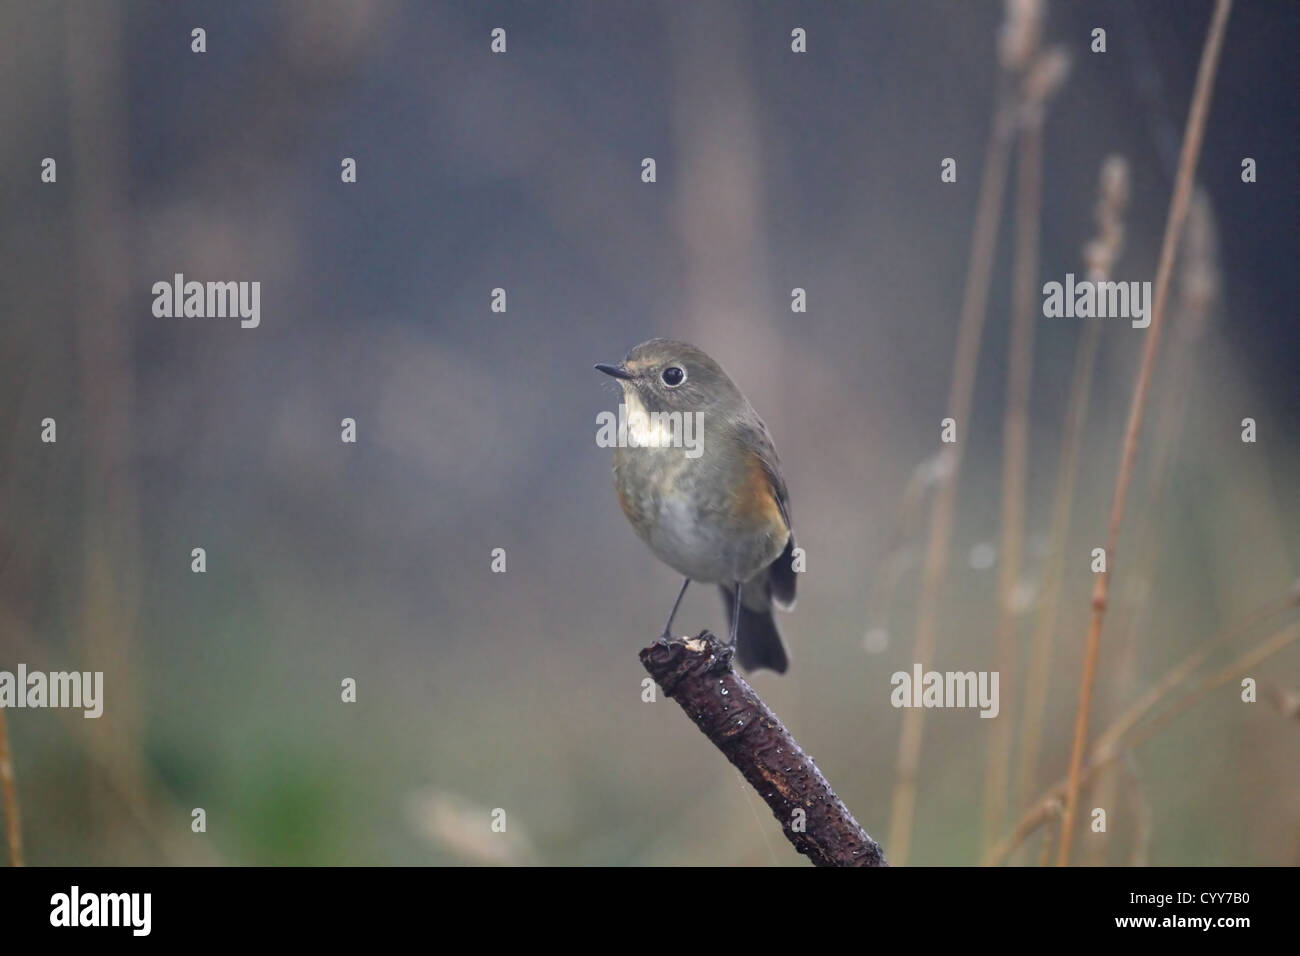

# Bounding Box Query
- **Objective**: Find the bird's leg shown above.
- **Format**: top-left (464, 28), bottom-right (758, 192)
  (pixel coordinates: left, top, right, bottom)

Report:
top-left (659, 577), bottom-right (691, 639)
top-left (728, 581), bottom-right (742, 646)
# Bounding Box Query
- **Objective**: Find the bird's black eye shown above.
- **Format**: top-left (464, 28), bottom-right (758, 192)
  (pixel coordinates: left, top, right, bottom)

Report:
top-left (661, 365), bottom-right (686, 387)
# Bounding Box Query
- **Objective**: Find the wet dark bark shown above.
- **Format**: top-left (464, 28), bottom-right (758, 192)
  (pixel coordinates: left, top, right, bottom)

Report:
top-left (640, 632), bottom-right (888, 867)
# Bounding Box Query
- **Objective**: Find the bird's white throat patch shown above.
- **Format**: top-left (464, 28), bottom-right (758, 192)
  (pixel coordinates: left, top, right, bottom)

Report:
top-left (595, 387), bottom-right (703, 458)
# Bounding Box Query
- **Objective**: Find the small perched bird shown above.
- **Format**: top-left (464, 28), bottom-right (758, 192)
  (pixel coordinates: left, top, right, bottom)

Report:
top-left (596, 339), bottom-right (796, 673)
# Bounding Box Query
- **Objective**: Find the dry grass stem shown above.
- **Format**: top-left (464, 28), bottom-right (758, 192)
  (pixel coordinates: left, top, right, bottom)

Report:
top-left (1122, 753), bottom-right (1152, 866)
top-left (983, 43), bottom-right (1068, 855)
top-left (1015, 156), bottom-right (1129, 819)
top-left (1088, 192), bottom-right (1219, 865)
top-left (888, 66), bottom-right (1018, 865)
top-left (1057, 0), bottom-right (1233, 866)
top-left (988, 608), bottom-right (1296, 866)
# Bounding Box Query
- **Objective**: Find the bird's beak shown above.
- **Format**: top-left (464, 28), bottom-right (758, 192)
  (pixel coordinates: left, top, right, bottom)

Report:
top-left (594, 362), bottom-right (634, 381)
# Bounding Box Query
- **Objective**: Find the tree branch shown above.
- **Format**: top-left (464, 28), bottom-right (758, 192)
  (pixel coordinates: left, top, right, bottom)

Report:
top-left (640, 632), bottom-right (888, 867)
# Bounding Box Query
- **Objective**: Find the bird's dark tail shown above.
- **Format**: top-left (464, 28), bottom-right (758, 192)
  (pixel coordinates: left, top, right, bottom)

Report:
top-left (720, 585), bottom-right (789, 674)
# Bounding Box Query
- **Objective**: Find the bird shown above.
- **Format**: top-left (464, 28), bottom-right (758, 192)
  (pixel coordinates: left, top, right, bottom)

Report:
top-left (595, 338), bottom-right (796, 673)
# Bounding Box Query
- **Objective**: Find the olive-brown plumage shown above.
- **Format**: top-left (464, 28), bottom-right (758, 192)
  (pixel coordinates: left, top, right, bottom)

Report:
top-left (596, 339), bottom-right (796, 673)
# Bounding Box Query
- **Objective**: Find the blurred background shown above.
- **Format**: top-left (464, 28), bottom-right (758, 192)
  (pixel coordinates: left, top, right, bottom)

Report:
top-left (1, 0), bottom-right (1297, 866)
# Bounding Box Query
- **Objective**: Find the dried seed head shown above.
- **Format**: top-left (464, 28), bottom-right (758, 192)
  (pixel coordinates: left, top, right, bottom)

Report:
top-left (1023, 46), bottom-right (1071, 109)
top-left (1084, 155), bottom-right (1130, 282)
top-left (999, 0), bottom-right (1044, 72)
top-left (1100, 155), bottom-right (1131, 210)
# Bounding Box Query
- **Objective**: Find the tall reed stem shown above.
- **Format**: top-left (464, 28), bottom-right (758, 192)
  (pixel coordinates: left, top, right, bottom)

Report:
top-left (989, 601), bottom-right (1296, 866)
top-left (983, 78), bottom-right (1046, 855)
top-left (888, 80), bottom-right (1016, 865)
top-left (1056, 0), bottom-right (1232, 866)
top-left (1015, 155), bottom-right (1128, 821)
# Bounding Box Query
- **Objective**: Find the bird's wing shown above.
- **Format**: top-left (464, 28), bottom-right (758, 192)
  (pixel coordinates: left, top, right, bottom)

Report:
top-left (735, 416), bottom-right (792, 533)
top-left (734, 415), bottom-right (797, 609)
